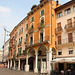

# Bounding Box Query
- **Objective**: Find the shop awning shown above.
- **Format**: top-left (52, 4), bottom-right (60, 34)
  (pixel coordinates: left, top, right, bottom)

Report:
top-left (52, 57), bottom-right (75, 63)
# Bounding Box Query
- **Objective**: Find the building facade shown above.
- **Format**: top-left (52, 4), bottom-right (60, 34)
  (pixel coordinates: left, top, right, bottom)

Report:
top-left (4, 39), bottom-right (10, 65)
top-left (8, 0), bottom-right (75, 74)
top-left (8, 16), bottom-right (28, 70)
top-left (0, 51), bottom-right (3, 63)
top-left (26, 0), bottom-right (58, 73)
top-left (55, 0), bottom-right (75, 71)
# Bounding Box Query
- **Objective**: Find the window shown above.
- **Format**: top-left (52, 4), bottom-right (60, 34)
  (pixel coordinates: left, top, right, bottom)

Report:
top-left (40, 32), bottom-right (43, 42)
top-left (73, 6), bottom-right (75, 11)
top-left (58, 50), bottom-right (62, 55)
top-left (65, 8), bottom-right (71, 15)
top-left (30, 37), bottom-right (33, 45)
top-left (21, 28), bottom-right (23, 33)
top-left (57, 22), bottom-right (61, 31)
top-left (58, 36), bottom-right (61, 44)
top-left (69, 49), bottom-right (73, 54)
top-left (14, 50), bottom-right (16, 55)
top-left (15, 32), bottom-right (18, 38)
top-left (15, 41), bottom-right (17, 46)
top-left (41, 9), bottom-right (44, 16)
top-left (19, 28), bottom-right (23, 34)
top-left (74, 17), bottom-right (75, 26)
top-left (67, 18), bottom-right (72, 27)
top-left (19, 38), bottom-right (20, 44)
top-left (26, 34), bottom-right (28, 42)
top-left (57, 12), bottom-right (62, 18)
top-left (26, 24), bottom-right (28, 30)
top-left (68, 33), bottom-right (72, 43)
top-left (21, 37), bottom-right (22, 43)
top-left (11, 52), bottom-right (12, 56)
top-left (31, 17), bottom-right (34, 22)
top-left (40, 17), bottom-right (44, 26)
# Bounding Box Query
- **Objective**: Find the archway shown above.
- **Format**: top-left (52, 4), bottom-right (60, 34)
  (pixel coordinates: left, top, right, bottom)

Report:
top-left (28, 48), bottom-right (35, 71)
top-left (38, 45), bottom-right (48, 72)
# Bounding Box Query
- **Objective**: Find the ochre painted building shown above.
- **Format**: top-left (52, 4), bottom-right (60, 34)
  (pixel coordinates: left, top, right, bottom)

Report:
top-left (8, 0), bottom-right (75, 74)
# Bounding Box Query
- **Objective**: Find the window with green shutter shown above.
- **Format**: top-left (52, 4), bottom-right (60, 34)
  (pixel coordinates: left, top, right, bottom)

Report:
top-left (26, 24), bottom-right (28, 30)
top-left (31, 17), bottom-right (34, 22)
top-left (30, 37), bottom-right (33, 45)
top-left (41, 9), bottom-right (44, 16)
top-left (21, 28), bottom-right (23, 33)
top-left (19, 38), bottom-right (20, 44)
top-left (26, 34), bottom-right (28, 42)
top-left (21, 37), bottom-right (22, 43)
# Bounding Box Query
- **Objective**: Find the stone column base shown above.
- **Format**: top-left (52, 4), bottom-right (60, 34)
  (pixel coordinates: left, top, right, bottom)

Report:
top-left (34, 68), bottom-right (38, 73)
top-left (25, 65), bottom-right (29, 72)
top-left (18, 68), bottom-right (20, 71)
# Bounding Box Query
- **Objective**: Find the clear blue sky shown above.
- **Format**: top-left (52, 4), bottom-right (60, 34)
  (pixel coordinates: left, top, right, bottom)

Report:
top-left (0, 0), bottom-right (71, 50)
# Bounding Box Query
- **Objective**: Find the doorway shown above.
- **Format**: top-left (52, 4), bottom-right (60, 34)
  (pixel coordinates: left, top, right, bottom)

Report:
top-left (59, 63), bottom-right (64, 71)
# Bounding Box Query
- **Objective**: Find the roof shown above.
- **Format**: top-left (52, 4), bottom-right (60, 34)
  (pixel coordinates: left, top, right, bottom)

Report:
top-left (55, 0), bottom-right (75, 12)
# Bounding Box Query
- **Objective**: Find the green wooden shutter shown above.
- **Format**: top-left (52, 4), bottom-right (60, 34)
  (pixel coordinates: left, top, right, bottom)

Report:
top-left (21, 37), bottom-right (22, 43)
top-left (31, 17), bottom-right (34, 22)
top-left (26, 24), bottom-right (28, 29)
top-left (41, 9), bottom-right (44, 16)
top-left (26, 34), bottom-right (28, 42)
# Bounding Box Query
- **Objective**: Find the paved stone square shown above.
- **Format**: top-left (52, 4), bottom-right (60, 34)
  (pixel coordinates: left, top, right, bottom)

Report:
top-left (0, 68), bottom-right (40, 75)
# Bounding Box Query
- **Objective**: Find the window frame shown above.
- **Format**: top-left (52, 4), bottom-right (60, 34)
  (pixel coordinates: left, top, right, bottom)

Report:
top-left (41, 9), bottom-right (44, 16)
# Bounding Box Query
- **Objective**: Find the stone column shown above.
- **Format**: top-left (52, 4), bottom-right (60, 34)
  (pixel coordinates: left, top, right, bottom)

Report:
top-left (25, 54), bottom-right (29, 72)
top-left (18, 59), bottom-right (20, 70)
top-left (34, 53), bottom-right (38, 73)
top-left (10, 60), bottom-right (12, 68)
top-left (7, 60), bottom-right (9, 68)
top-left (46, 48), bottom-right (52, 74)
top-left (14, 61), bottom-right (15, 70)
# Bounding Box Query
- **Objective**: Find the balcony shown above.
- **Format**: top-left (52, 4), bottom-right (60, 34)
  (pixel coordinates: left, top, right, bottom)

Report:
top-left (64, 22), bottom-right (75, 32)
top-left (55, 37), bottom-right (75, 47)
top-left (37, 22), bottom-right (45, 30)
top-left (55, 27), bottom-right (62, 35)
top-left (28, 27), bottom-right (34, 34)
top-left (26, 36), bottom-right (50, 48)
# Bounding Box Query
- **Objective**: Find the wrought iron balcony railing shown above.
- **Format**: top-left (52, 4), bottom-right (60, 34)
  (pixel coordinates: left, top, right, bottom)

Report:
top-left (37, 22), bottom-right (45, 29)
top-left (28, 27), bottom-right (34, 34)
top-left (55, 37), bottom-right (75, 45)
top-left (26, 36), bottom-right (50, 48)
top-left (64, 22), bottom-right (75, 31)
top-left (55, 27), bottom-right (62, 35)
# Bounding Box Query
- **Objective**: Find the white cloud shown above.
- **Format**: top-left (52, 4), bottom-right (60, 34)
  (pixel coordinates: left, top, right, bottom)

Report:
top-left (0, 6), bottom-right (11, 13)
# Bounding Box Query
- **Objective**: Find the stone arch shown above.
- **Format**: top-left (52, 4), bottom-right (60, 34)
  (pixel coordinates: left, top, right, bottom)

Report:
top-left (37, 45), bottom-right (48, 56)
top-left (28, 48), bottom-right (35, 58)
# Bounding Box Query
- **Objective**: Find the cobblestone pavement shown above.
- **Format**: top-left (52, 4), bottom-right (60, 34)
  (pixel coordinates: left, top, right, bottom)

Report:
top-left (0, 68), bottom-right (41, 75)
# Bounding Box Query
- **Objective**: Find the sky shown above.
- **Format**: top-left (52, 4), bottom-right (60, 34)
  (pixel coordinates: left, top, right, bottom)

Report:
top-left (0, 0), bottom-right (71, 50)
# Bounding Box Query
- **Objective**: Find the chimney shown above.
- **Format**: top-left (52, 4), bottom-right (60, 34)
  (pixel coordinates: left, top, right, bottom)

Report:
top-left (56, 0), bottom-right (59, 6)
